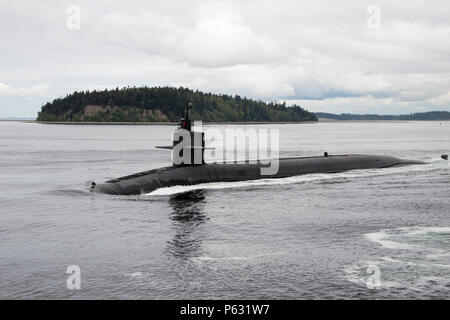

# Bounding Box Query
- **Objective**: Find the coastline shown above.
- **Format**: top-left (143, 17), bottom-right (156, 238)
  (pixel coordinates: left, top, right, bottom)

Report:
top-left (12, 120), bottom-right (319, 125)
top-left (2, 119), bottom-right (449, 125)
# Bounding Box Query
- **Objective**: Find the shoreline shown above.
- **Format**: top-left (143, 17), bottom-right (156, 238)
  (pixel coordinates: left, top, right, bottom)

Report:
top-left (11, 120), bottom-right (319, 125)
top-left (1, 119), bottom-right (449, 125)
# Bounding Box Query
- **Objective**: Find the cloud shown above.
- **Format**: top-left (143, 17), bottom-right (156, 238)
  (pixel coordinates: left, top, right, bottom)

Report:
top-left (426, 92), bottom-right (450, 106)
top-left (99, 1), bottom-right (276, 67)
top-left (1, 0), bottom-right (450, 116)
top-left (182, 2), bottom-right (276, 67)
top-left (0, 83), bottom-right (49, 98)
top-left (283, 95), bottom-right (413, 114)
top-left (185, 64), bottom-right (296, 99)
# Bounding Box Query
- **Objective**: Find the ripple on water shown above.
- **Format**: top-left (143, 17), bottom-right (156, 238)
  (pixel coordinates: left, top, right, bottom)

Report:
top-left (343, 226), bottom-right (450, 298)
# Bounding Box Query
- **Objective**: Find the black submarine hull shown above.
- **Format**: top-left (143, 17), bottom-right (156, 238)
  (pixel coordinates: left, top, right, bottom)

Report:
top-left (92, 154), bottom-right (423, 195)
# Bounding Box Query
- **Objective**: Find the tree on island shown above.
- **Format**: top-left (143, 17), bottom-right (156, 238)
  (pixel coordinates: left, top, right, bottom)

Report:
top-left (37, 86), bottom-right (317, 122)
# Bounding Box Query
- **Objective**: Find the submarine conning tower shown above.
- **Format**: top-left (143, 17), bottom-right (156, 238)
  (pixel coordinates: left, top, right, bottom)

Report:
top-left (170, 103), bottom-right (206, 166)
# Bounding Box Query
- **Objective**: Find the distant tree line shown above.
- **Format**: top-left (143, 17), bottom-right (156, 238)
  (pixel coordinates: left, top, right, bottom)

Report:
top-left (37, 86), bottom-right (317, 122)
top-left (315, 111), bottom-right (450, 121)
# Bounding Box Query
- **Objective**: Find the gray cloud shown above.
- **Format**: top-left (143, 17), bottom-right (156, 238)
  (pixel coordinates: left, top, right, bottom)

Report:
top-left (0, 0), bottom-right (449, 117)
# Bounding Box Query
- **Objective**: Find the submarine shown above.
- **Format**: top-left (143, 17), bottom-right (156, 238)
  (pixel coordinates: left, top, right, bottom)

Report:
top-left (91, 103), bottom-right (426, 196)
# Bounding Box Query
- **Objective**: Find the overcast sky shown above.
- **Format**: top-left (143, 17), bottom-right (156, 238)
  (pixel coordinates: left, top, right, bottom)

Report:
top-left (1, 0), bottom-right (450, 117)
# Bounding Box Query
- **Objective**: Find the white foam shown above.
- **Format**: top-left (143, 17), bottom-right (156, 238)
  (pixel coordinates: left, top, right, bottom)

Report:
top-left (343, 263), bottom-right (402, 289)
top-left (365, 231), bottom-right (420, 250)
top-left (192, 256), bottom-right (249, 262)
top-left (431, 263), bottom-right (450, 269)
top-left (427, 252), bottom-right (450, 259)
top-left (342, 264), bottom-right (366, 286)
top-left (349, 224), bottom-right (450, 291)
top-left (397, 226), bottom-right (450, 236)
top-left (124, 272), bottom-right (144, 279)
top-left (142, 160), bottom-right (446, 196)
top-left (379, 256), bottom-right (450, 269)
top-left (380, 256), bottom-right (418, 265)
top-left (144, 174), bottom-right (335, 196)
top-left (190, 251), bottom-right (286, 263)
top-left (140, 159), bottom-right (449, 196)
top-left (365, 226), bottom-right (450, 251)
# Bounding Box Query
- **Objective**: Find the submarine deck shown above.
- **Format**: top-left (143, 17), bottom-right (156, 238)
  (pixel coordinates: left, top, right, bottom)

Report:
top-left (106, 154), bottom-right (359, 183)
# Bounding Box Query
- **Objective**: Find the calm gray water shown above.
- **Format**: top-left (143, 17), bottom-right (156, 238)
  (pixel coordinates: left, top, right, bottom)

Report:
top-left (0, 121), bottom-right (449, 299)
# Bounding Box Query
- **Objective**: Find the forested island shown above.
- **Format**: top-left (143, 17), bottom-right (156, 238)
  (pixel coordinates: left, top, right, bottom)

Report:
top-left (316, 111), bottom-right (450, 121)
top-left (37, 86), bottom-right (317, 123)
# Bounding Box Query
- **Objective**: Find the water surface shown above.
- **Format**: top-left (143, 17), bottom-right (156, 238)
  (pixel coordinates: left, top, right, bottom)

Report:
top-left (0, 121), bottom-right (449, 299)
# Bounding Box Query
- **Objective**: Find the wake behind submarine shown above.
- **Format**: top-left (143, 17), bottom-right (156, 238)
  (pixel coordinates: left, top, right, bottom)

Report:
top-left (91, 104), bottom-right (427, 196)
